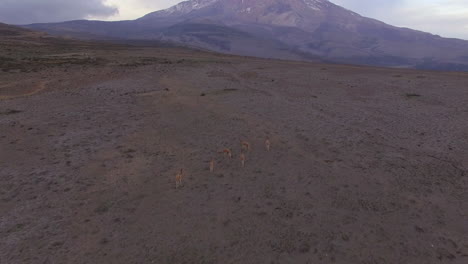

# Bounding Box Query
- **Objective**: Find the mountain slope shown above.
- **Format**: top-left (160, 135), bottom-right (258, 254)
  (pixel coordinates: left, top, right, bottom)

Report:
top-left (0, 22), bottom-right (39, 37)
top-left (24, 0), bottom-right (468, 70)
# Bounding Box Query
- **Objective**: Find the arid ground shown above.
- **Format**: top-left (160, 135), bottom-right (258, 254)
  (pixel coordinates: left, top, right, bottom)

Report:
top-left (1, 37), bottom-right (468, 263)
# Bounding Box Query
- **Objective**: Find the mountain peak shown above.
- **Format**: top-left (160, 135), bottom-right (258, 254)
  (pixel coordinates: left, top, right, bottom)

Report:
top-left (141, 0), bottom-right (339, 30)
top-left (147, 0), bottom-right (333, 18)
top-left (24, 0), bottom-right (468, 70)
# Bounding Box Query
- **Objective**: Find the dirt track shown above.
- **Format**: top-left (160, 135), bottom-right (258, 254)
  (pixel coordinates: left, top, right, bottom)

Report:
top-left (1, 47), bottom-right (468, 263)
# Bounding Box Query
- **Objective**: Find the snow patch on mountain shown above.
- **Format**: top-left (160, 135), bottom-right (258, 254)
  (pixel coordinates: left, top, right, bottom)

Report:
top-left (162, 0), bottom-right (219, 15)
top-left (303, 0), bottom-right (330, 11)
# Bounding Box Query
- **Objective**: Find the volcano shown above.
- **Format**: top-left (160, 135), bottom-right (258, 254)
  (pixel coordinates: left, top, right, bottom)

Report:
top-left (25, 0), bottom-right (468, 70)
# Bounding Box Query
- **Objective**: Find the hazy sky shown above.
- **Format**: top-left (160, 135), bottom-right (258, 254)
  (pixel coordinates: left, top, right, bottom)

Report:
top-left (0, 0), bottom-right (467, 40)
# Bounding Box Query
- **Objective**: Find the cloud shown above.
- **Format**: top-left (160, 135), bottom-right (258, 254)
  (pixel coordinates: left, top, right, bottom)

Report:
top-left (332, 0), bottom-right (404, 16)
top-left (332, 0), bottom-right (468, 39)
top-left (0, 0), bottom-right (118, 25)
top-left (103, 0), bottom-right (180, 20)
top-left (392, 3), bottom-right (468, 39)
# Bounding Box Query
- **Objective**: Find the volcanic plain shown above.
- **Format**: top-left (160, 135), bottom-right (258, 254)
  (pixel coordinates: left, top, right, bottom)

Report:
top-left (1, 29), bottom-right (468, 263)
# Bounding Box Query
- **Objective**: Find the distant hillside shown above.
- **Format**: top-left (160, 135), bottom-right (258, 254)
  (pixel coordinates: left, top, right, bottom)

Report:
top-left (0, 22), bottom-right (106, 74)
top-left (0, 22), bottom-right (34, 36)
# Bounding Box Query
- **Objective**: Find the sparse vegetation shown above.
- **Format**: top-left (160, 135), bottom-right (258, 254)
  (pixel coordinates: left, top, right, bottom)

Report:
top-left (0, 109), bottom-right (22, 115)
top-left (405, 93), bottom-right (422, 98)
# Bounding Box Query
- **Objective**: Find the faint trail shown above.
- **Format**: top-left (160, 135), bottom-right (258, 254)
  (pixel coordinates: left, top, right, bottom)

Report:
top-left (0, 81), bottom-right (48, 100)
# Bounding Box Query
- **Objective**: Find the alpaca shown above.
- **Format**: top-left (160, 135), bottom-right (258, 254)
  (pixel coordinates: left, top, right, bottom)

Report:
top-left (265, 138), bottom-right (271, 151)
top-left (175, 169), bottom-right (184, 189)
top-left (221, 148), bottom-right (232, 158)
top-left (209, 159), bottom-right (215, 172)
top-left (240, 153), bottom-right (246, 167)
top-left (240, 141), bottom-right (251, 151)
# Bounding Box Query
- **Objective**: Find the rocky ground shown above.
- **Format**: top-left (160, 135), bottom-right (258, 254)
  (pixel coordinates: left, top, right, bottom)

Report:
top-left (1, 39), bottom-right (467, 263)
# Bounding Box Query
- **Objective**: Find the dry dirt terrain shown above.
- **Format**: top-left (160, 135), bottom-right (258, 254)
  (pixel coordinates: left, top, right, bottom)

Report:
top-left (1, 35), bottom-right (468, 263)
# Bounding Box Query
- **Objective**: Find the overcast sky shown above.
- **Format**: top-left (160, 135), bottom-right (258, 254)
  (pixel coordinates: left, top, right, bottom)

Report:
top-left (0, 0), bottom-right (467, 40)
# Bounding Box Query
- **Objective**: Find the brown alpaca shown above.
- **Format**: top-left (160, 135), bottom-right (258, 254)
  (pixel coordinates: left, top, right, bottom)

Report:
top-left (240, 141), bottom-right (251, 151)
top-left (221, 148), bottom-right (232, 158)
top-left (209, 159), bottom-right (215, 172)
top-left (175, 169), bottom-right (184, 189)
top-left (265, 138), bottom-right (271, 151)
top-left (240, 153), bottom-right (246, 167)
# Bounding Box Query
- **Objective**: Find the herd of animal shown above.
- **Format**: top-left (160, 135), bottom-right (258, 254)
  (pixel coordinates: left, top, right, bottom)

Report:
top-left (175, 138), bottom-right (271, 189)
